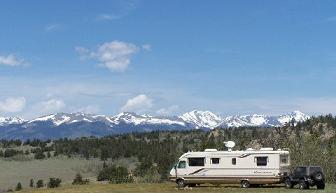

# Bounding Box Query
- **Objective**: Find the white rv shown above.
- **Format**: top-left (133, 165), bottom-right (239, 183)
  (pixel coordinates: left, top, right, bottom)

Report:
top-left (169, 141), bottom-right (290, 188)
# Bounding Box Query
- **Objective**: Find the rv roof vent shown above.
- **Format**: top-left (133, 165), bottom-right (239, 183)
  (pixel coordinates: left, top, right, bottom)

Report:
top-left (204, 149), bottom-right (218, 152)
top-left (246, 148), bottom-right (254, 151)
top-left (260, 148), bottom-right (274, 151)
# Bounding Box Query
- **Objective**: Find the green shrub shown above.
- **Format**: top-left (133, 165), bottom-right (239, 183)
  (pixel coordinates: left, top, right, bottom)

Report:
top-left (4, 149), bottom-right (21, 158)
top-left (36, 179), bottom-right (44, 188)
top-left (133, 161), bottom-right (161, 183)
top-left (97, 165), bottom-right (133, 183)
top-left (47, 178), bottom-right (61, 188)
top-left (34, 149), bottom-right (45, 160)
top-left (72, 173), bottom-right (89, 185)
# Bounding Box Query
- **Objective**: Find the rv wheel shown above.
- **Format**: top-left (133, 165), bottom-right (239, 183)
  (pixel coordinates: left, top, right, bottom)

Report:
top-left (240, 180), bottom-right (250, 188)
top-left (298, 179), bottom-right (309, 190)
top-left (177, 179), bottom-right (186, 188)
top-left (313, 172), bottom-right (323, 181)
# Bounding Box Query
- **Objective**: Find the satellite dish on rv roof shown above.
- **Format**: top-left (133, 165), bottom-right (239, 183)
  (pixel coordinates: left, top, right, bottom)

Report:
top-left (224, 141), bottom-right (235, 151)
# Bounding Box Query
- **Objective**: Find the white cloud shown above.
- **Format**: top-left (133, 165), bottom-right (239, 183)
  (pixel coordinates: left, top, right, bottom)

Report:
top-left (121, 94), bottom-right (152, 112)
top-left (0, 97), bottom-right (26, 113)
top-left (95, 1), bottom-right (139, 21)
top-left (45, 24), bottom-right (62, 32)
top-left (142, 44), bottom-right (151, 51)
top-left (156, 105), bottom-right (179, 115)
top-left (0, 54), bottom-right (25, 66)
top-left (96, 14), bottom-right (121, 21)
top-left (76, 41), bottom-right (139, 72)
top-left (32, 99), bottom-right (66, 114)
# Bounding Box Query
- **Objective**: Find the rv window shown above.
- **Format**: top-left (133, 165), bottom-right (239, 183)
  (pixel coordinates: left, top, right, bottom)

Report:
top-left (211, 158), bottom-right (220, 164)
top-left (188, 157), bottom-right (205, 166)
top-left (232, 158), bottom-right (236, 165)
top-left (280, 154), bottom-right (288, 164)
top-left (177, 161), bottom-right (186, 168)
top-left (256, 156), bottom-right (268, 166)
top-left (295, 167), bottom-right (307, 176)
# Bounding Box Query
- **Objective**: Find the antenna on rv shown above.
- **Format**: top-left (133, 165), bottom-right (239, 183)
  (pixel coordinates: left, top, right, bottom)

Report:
top-left (224, 141), bottom-right (235, 152)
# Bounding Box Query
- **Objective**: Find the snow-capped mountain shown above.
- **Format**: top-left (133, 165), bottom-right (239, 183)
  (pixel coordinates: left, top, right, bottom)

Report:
top-left (0, 110), bottom-right (309, 140)
top-left (110, 112), bottom-right (186, 126)
top-left (0, 116), bottom-right (26, 126)
top-left (277, 111), bottom-right (309, 125)
top-left (220, 111), bottom-right (309, 128)
top-left (179, 110), bottom-right (309, 128)
top-left (27, 112), bottom-right (186, 127)
top-left (179, 110), bottom-right (222, 129)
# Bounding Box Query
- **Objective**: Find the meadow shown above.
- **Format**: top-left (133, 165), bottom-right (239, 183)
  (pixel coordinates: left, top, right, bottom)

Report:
top-left (0, 156), bottom-right (138, 191)
top-left (19, 183), bottom-right (336, 193)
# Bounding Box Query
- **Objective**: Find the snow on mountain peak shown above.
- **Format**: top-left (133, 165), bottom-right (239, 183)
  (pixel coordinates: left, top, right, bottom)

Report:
top-left (3, 110), bottom-right (310, 130)
top-left (221, 111), bottom-right (309, 128)
top-left (179, 110), bottom-right (222, 129)
top-left (0, 110), bottom-right (312, 139)
top-left (29, 112), bottom-right (97, 126)
top-left (111, 112), bottom-right (185, 126)
top-left (0, 116), bottom-right (26, 126)
top-left (277, 110), bottom-right (309, 125)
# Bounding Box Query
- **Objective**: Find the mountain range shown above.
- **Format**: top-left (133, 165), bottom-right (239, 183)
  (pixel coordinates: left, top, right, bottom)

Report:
top-left (0, 110), bottom-right (309, 140)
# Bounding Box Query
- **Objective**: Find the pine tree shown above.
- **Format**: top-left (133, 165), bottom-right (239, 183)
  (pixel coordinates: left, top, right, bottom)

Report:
top-left (47, 178), bottom-right (61, 188)
top-left (29, 179), bottom-right (34, 188)
top-left (15, 182), bottom-right (22, 191)
top-left (36, 179), bottom-right (44, 188)
top-left (72, 173), bottom-right (89, 185)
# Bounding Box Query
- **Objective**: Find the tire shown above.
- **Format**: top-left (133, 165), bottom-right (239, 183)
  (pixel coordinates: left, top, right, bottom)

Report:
top-left (241, 180), bottom-right (250, 188)
top-left (316, 182), bottom-right (325, 190)
top-left (177, 179), bottom-right (186, 189)
top-left (313, 172), bottom-right (323, 182)
top-left (298, 179), bottom-right (309, 190)
top-left (284, 178), bottom-right (294, 189)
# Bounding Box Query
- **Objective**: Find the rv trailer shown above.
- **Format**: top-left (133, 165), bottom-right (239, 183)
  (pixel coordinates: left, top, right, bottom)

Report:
top-left (169, 141), bottom-right (290, 188)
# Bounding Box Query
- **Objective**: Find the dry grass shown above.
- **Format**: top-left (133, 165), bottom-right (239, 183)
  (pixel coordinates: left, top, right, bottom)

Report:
top-left (20, 183), bottom-right (336, 193)
top-left (0, 156), bottom-right (139, 191)
top-left (0, 156), bottom-right (102, 191)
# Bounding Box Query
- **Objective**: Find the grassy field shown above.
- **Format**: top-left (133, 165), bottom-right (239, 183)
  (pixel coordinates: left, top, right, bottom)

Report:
top-left (0, 156), bottom-right (138, 191)
top-left (19, 183), bottom-right (336, 193)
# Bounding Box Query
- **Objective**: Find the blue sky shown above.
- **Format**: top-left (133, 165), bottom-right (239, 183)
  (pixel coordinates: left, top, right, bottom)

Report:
top-left (1, 0), bottom-right (336, 118)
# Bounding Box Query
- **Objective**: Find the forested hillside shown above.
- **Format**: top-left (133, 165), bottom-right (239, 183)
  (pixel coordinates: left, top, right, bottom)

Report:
top-left (1, 115), bottom-right (335, 183)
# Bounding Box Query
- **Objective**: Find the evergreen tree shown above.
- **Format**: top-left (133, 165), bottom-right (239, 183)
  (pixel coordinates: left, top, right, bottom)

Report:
top-left (47, 178), bottom-right (61, 188)
top-left (72, 173), bottom-right (89, 185)
top-left (15, 182), bottom-right (22, 191)
top-left (29, 179), bottom-right (34, 188)
top-left (36, 180), bottom-right (43, 188)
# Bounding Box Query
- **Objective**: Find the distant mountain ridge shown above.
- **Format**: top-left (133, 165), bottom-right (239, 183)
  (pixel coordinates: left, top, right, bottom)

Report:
top-left (0, 110), bottom-right (309, 139)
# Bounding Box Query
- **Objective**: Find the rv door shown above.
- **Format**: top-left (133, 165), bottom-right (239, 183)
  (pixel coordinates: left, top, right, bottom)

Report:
top-left (176, 159), bottom-right (187, 175)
